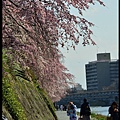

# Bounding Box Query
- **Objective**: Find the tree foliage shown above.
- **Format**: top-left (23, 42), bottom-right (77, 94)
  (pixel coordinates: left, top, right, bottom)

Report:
top-left (2, 0), bottom-right (105, 101)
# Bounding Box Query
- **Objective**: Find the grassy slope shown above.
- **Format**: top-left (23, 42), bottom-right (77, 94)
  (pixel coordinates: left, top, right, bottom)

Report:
top-left (3, 78), bottom-right (57, 120)
top-left (2, 49), bottom-right (58, 120)
top-left (11, 79), bottom-right (56, 120)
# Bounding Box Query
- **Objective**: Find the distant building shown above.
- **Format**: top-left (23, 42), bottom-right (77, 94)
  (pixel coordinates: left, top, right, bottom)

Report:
top-left (69, 83), bottom-right (84, 93)
top-left (85, 53), bottom-right (119, 91)
top-left (56, 89), bottom-right (119, 107)
top-left (74, 83), bottom-right (83, 91)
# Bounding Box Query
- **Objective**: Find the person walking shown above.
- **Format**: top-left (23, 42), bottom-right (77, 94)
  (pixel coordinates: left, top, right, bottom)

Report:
top-left (60, 104), bottom-right (63, 111)
top-left (67, 101), bottom-right (77, 120)
top-left (79, 98), bottom-right (91, 120)
top-left (63, 104), bottom-right (67, 111)
top-left (108, 101), bottom-right (119, 120)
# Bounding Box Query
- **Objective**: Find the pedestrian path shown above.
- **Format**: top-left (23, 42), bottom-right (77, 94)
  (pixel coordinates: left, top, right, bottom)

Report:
top-left (55, 111), bottom-right (78, 120)
top-left (55, 111), bottom-right (97, 120)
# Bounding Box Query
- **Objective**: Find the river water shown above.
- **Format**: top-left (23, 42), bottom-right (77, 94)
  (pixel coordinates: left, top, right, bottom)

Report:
top-left (76, 106), bottom-right (110, 116)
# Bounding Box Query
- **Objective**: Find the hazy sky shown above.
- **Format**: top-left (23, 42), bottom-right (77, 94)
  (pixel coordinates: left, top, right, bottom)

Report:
top-left (59, 0), bottom-right (118, 89)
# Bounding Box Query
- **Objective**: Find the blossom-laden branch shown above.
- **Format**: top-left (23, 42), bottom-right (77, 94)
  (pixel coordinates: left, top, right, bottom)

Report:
top-left (2, 0), bottom-right (104, 101)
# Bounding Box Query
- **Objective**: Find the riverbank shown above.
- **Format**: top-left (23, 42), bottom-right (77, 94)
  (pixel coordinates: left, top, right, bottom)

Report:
top-left (90, 113), bottom-right (107, 120)
top-left (76, 111), bottom-right (107, 120)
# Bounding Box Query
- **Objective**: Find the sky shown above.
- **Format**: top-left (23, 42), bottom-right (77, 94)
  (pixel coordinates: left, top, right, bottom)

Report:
top-left (59, 0), bottom-right (119, 89)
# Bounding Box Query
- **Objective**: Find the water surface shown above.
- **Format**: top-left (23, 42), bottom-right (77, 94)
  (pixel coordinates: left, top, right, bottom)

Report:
top-left (76, 106), bottom-right (110, 116)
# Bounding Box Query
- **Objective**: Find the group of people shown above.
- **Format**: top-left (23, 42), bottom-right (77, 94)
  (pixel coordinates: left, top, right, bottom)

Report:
top-left (67, 98), bottom-right (91, 120)
top-left (66, 98), bottom-right (119, 120)
top-left (55, 104), bottom-right (67, 111)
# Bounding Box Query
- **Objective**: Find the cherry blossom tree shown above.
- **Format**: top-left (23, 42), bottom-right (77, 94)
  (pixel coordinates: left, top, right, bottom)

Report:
top-left (2, 0), bottom-right (105, 101)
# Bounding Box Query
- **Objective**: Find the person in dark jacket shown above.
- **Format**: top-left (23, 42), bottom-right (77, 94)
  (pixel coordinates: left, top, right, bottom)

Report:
top-left (109, 101), bottom-right (119, 120)
top-left (80, 98), bottom-right (91, 120)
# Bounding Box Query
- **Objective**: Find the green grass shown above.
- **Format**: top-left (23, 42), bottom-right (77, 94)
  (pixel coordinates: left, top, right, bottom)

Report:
top-left (77, 112), bottom-right (107, 120)
top-left (91, 113), bottom-right (107, 120)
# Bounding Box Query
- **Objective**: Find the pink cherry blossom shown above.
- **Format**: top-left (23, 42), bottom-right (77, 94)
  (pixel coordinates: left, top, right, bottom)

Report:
top-left (2, 0), bottom-right (104, 102)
